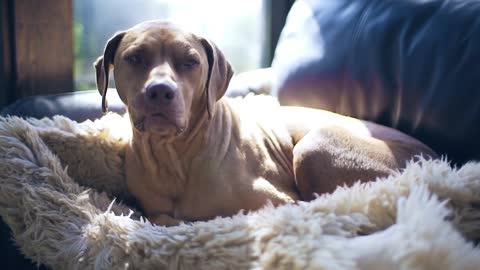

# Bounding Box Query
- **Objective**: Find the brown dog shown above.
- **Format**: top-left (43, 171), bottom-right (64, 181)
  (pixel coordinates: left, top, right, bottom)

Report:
top-left (95, 21), bottom-right (437, 226)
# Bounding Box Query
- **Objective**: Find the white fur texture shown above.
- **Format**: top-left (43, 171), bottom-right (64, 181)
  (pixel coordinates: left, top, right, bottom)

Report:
top-left (0, 113), bottom-right (479, 270)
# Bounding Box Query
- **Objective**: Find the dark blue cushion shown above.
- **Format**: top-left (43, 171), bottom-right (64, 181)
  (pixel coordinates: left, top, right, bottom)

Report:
top-left (272, 0), bottom-right (480, 163)
top-left (1, 90), bottom-right (126, 122)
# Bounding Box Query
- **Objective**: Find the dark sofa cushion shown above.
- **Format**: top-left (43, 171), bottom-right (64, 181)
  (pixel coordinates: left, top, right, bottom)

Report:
top-left (1, 89), bottom-right (126, 122)
top-left (272, 0), bottom-right (480, 163)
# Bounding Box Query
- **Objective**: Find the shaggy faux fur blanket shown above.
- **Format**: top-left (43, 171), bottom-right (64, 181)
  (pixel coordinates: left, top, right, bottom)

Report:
top-left (0, 112), bottom-right (480, 270)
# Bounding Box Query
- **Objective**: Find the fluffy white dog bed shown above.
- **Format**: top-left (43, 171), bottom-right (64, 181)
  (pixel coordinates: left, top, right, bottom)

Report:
top-left (0, 110), bottom-right (479, 270)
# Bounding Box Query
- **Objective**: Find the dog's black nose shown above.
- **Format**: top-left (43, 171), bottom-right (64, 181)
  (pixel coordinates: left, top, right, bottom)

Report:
top-left (145, 80), bottom-right (177, 104)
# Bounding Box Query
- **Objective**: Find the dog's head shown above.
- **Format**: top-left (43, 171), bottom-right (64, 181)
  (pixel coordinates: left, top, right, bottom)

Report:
top-left (94, 21), bottom-right (233, 138)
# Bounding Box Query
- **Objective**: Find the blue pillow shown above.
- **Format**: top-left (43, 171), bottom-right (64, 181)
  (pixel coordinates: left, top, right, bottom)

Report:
top-left (272, 0), bottom-right (480, 163)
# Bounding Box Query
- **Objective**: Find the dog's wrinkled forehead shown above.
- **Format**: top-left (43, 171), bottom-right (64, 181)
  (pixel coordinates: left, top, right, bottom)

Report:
top-left (119, 21), bottom-right (199, 55)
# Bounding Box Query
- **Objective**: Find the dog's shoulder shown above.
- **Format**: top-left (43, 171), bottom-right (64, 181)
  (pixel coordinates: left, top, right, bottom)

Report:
top-left (223, 94), bottom-right (293, 147)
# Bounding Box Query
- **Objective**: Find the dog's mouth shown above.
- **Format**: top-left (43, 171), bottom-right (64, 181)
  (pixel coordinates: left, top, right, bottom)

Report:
top-left (134, 113), bottom-right (185, 135)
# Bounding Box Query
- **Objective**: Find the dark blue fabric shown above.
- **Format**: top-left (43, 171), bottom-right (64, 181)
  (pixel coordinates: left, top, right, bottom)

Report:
top-left (0, 90), bottom-right (126, 122)
top-left (272, 0), bottom-right (480, 163)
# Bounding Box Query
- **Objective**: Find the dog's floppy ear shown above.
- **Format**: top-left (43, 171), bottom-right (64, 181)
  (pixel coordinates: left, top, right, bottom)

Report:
top-left (94, 31), bottom-right (126, 113)
top-left (200, 38), bottom-right (234, 119)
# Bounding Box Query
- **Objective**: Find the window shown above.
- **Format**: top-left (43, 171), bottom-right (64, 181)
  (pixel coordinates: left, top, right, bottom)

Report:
top-left (74, 0), bottom-right (267, 91)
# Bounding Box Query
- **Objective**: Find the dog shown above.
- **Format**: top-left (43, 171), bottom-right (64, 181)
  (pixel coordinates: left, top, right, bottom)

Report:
top-left (94, 21), bottom-right (438, 226)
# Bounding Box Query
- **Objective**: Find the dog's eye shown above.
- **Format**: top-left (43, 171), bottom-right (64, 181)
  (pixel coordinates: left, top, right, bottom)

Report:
top-left (181, 59), bottom-right (199, 70)
top-left (125, 54), bottom-right (143, 65)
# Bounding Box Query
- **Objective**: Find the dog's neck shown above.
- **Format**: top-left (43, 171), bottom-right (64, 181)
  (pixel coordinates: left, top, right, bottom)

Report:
top-left (129, 99), bottom-right (235, 187)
